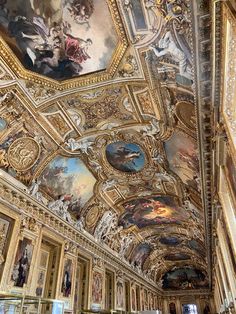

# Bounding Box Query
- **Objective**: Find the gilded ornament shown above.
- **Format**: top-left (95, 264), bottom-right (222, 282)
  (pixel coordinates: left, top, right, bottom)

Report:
top-left (7, 137), bottom-right (40, 171)
top-left (86, 206), bottom-right (99, 228)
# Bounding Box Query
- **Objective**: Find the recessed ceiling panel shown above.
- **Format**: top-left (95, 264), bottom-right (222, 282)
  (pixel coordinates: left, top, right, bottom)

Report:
top-left (119, 196), bottom-right (189, 229)
top-left (0, 0), bottom-right (118, 80)
top-left (39, 155), bottom-right (96, 213)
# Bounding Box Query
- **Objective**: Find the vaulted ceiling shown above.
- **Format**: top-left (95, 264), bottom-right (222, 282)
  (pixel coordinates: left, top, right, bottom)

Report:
top-left (0, 0), bottom-right (213, 291)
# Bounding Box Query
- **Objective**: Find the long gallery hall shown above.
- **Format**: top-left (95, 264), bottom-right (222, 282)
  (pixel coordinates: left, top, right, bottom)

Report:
top-left (0, 0), bottom-right (235, 313)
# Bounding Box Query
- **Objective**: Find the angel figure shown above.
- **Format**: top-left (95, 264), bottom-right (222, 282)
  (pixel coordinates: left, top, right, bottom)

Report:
top-left (67, 0), bottom-right (94, 28)
top-left (102, 178), bottom-right (118, 191)
top-left (150, 31), bottom-right (193, 80)
top-left (141, 118), bottom-right (160, 140)
top-left (66, 138), bottom-right (93, 154)
top-left (27, 179), bottom-right (44, 203)
top-left (65, 34), bottom-right (92, 68)
top-left (74, 216), bottom-right (85, 231)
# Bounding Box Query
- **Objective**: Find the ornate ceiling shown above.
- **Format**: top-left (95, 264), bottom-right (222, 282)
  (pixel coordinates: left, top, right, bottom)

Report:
top-left (0, 0), bottom-right (212, 291)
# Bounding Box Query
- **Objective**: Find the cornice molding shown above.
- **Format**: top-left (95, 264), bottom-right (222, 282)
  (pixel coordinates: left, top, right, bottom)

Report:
top-left (190, 0), bottom-right (214, 288)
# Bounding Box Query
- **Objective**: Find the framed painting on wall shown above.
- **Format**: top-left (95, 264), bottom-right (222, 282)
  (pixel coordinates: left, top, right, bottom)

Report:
top-left (131, 286), bottom-right (136, 312)
top-left (91, 270), bottom-right (103, 310)
top-left (61, 258), bottom-right (74, 298)
top-left (0, 213), bottom-right (14, 278)
top-left (116, 280), bottom-right (124, 310)
top-left (11, 237), bottom-right (34, 288)
top-left (224, 148), bottom-right (236, 208)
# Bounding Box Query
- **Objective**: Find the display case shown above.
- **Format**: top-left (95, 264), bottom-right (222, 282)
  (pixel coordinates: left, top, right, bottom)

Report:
top-left (0, 292), bottom-right (64, 314)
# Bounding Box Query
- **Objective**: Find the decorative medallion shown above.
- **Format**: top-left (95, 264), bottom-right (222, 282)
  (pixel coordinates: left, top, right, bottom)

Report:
top-left (7, 137), bottom-right (40, 171)
top-left (86, 206), bottom-right (99, 228)
top-left (105, 141), bottom-right (145, 173)
top-left (175, 101), bottom-right (196, 130)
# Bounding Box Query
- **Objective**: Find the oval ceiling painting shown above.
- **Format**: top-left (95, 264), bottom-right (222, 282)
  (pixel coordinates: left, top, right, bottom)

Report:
top-left (105, 141), bottom-right (145, 173)
top-left (118, 196), bottom-right (188, 229)
top-left (159, 236), bottom-right (182, 246)
top-left (0, 0), bottom-right (118, 80)
top-left (164, 253), bottom-right (190, 261)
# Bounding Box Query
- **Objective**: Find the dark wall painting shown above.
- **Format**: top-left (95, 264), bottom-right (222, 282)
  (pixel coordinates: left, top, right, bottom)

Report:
top-left (12, 238), bottom-right (34, 287)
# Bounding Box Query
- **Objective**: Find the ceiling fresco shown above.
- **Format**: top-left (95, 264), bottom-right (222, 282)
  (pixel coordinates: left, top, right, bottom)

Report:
top-left (118, 196), bottom-right (188, 229)
top-left (162, 267), bottom-right (208, 290)
top-left (0, 0), bottom-right (118, 80)
top-left (0, 0), bottom-right (212, 292)
top-left (105, 141), bottom-right (146, 173)
top-left (39, 155), bottom-right (96, 214)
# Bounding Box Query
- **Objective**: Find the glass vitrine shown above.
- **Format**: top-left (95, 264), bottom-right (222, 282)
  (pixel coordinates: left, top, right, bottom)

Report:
top-left (0, 292), bottom-right (64, 314)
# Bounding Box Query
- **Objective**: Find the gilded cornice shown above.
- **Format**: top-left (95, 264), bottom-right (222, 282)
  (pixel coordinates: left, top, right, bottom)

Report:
top-left (190, 0), bottom-right (214, 287)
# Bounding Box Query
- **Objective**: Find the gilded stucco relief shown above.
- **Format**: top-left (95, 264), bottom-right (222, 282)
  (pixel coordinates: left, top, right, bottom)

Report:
top-left (0, 0), bottom-right (212, 293)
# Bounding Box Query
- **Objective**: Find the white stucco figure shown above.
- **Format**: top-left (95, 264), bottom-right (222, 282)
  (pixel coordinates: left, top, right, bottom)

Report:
top-left (102, 178), bottom-right (117, 191)
top-left (94, 211), bottom-right (117, 242)
top-left (74, 216), bottom-right (85, 231)
top-left (155, 170), bottom-right (175, 182)
top-left (68, 109), bottom-right (82, 128)
top-left (89, 160), bottom-right (102, 172)
top-left (141, 118), bottom-right (160, 140)
top-left (27, 179), bottom-right (44, 202)
top-left (150, 31), bottom-right (193, 80)
top-left (119, 233), bottom-right (134, 258)
top-left (152, 154), bottom-right (164, 163)
top-left (0, 92), bottom-right (12, 105)
top-left (123, 97), bottom-right (133, 112)
top-left (184, 200), bottom-right (201, 220)
top-left (48, 195), bottom-right (65, 212)
top-left (66, 138), bottom-right (93, 154)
